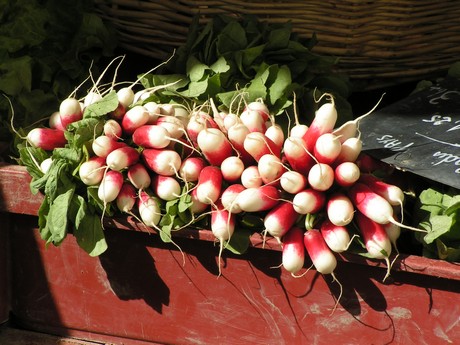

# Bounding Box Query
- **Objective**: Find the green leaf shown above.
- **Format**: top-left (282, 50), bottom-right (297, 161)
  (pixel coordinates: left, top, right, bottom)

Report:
top-left (83, 90), bottom-right (119, 118)
top-left (217, 21), bottom-right (247, 54)
top-left (72, 195), bottom-right (107, 256)
top-left (0, 56), bottom-right (33, 94)
top-left (225, 228), bottom-right (252, 255)
top-left (268, 65), bottom-right (291, 105)
top-left (187, 56), bottom-right (209, 82)
top-left (43, 186), bottom-right (75, 245)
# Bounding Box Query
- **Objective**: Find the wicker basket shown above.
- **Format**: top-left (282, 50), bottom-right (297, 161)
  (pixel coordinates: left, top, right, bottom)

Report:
top-left (94, 0), bottom-right (460, 90)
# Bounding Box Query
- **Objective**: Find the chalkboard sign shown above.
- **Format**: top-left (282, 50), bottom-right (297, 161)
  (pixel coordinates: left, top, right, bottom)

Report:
top-left (359, 77), bottom-right (460, 190)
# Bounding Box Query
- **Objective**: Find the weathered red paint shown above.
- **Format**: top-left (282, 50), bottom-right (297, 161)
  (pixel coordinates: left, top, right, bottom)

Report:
top-left (2, 164), bottom-right (460, 344)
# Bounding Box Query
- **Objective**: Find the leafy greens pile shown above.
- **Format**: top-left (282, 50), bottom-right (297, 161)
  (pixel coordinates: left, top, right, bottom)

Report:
top-left (142, 15), bottom-right (353, 126)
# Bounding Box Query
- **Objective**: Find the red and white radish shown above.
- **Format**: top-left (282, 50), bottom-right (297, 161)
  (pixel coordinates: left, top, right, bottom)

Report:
top-left (127, 163), bottom-right (151, 190)
top-left (141, 148), bottom-right (182, 176)
top-left (243, 132), bottom-right (281, 162)
top-left (281, 226), bottom-right (305, 276)
top-left (211, 201), bottom-right (236, 276)
top-left (220, 156), bottom-right (245, 183)
top-left (257, 153), bottom-right (285, 185)
top-left (292, 188), bottom-right (326, 215)
top-left (264, 201), bottom-right (299, 240)
top-left (283, 136), bottom-right (314, 175)
top-left (138, 191), bottom-right (162, 228)
top-left (358, 173), bottom-right (405, 207)
top-left (240, 165), bottom-right (263, 189)
top-left (233, 185), bottom-right (280, 213)
top-left (320, 219), bottom-right (354, 253)
top-left (121, 105), bottom-right (149, 135)
top-left (240, 108), bottom-right (267, 133)
top-left (197, 127), bottom-right (233, 166)
top-left (59, 97), bottom-right (83, 128)
top-left (354, 211), bottom-right (392, 281)
top-left (103, 119), bottom-right (123, 140)
top-left (326, 193), bottom-right (355, 226)
top-left (220, 184), bottom-right (245, 214)
top-left (132, 124), bottom-right (171, 149)
top-left (265, 124), bottom-right (285, 150)
top-left (27, 127), bottom-right (67, 151)
top-left (303, 228), bottom-right (338, 276)
top-left (195, 166), bottom-right (223, 205)
top-left (79, 156), bottom-right (105, 185)
top-left (116, 182), bottom-right (137, 214)
top-left (334, 137), bottom-right (362, 165)
top-left (40, 157), bottom-right (53, 174)
top-left (48, 111), bottom-right (65, 131)
top-left (156, 115), bottom-right (185, 139)
top-left (98, 170), bottom-right (124, 203)
top-left (179, 157), bottom-right (207, 183)
top-left (92, 135), bottom-right (126, 158)
top-left (279, 170), bottom-right (307, 194)
top-left (313, 132), bottom-right (342, 165)
top-left (106, 146), bottom-right (139, 171)
top-left (334, 161), bottom-right (361, 187)
top-left (152, 175), bottom-right (181, 201)
top-left (308, 163), bottom-right (335, 191)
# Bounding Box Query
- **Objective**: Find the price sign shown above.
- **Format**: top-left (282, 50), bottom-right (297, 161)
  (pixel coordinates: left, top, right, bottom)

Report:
top-left (359, 77), bottom-right (460, 189)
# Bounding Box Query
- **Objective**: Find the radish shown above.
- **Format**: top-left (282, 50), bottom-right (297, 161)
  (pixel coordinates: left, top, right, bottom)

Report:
top-left (233, 185), bottom-right (280, 213)
top-left (320, 219), bottom-right (354, 253)
top-left (187, 111), bottom-right (220, 145)
top-left (152, 175), bottom-right (181, 201)
top-left (106, 146), bottom-right (139, 171)
top-left (220, 184), bottom-right (245, 213)
top-left (326, 193), bottom-right (355, 226)
top-left (83, 91), bottom-right (103, 108)
top-left (116, 182), bottom-right (137, 214)
top-left (121, 105), bottom-right (150, 135)
top-left (110, 102), bottom-right (127, 121)
top-left (220, 156), bottom-right (245, 183)
top-left (179, 157), bottom-right (207, 183)
top-left (257, 154), bottom-right (285, 185)
top-left (279, 170), bottom-right (308, 194)
top-left (240, 165), bottom-right (263, 188)
top-left (289, 124), bottom-right (308, 138)
top-left (59, 97), bottom-right (83, 128)
top-left (281, 226), bottom-right (305, 276)
top-left (283, 136), bottom-right (314, 175)
top-left (40, 157), bottom-right (53, 174)
top-left (334, 137), bottom-right (362, 165)
top-left (127, 163), bottom-right (151, 190)
top-left (239, 108), bottom-right (267, 133)
top-left (243, 100), bottom-right (270, 122)
top-left (142, 148), bottom-right (182, 176)
top-left (303, 229), bottom-right (338, 276)
top-left (313, 133), bottom-right (342, 165)
top-left (354, 211), bottom-right (392, 281)
top-left (383, 221), bottom-right (401, 253)
top-left (103, 119), bottom-right (123, 140)
top-left (265, 124), bottom-right (285, 151)
top-left (190, 188), bottom-right (209, 214)
top-left (92, 135), bottom-right (127, 158)
top-left (98, 170), bottom-right (124, 203)
top-left (308, 163), bottom-right (335, 191)
top-left (223, 113), bottom-right (240, 131)
top-left (348, 182), bottom-right (424, 232)
top-left (302, 95), bottom-right (338, 153)
top-left (117, 86), bottom-right (135, 108)
top-left (143, 101), bottom-right (162, 124)
top-left (334, 161), bottom-right (361, 187)
top-left (263, 201), bottom-right (299, 240)
top-left (27, 127), bottom-right (67, 151)
top-left (195, 166), bottom-right (223, 205)
top-left (358, 174), bottom-right (405, 207)
top-left (303, 229), bottom-right (343, 310)
top-left (243, 132), bottom-right (281, 162)
top-left (211, 201), bottom-right (236, 276)
top-left (48, 111), bottom-right (65, 131)
top-left (197, 127), bottom-right (233, 166)
top-left (79, 156), bottom-right (105, 185)
top-left (292, 188), bottom-right (326, 215)
top-left (138, 191), bottom-right (162, 228)
top-left (156, 115), bottom-right (185, 140)
top-left (227, 123), bottom-right (254, 165)
top-left (132, 124), bottom-right (171, 149)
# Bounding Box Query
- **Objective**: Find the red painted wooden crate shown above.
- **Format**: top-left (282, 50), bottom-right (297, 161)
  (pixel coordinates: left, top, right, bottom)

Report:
top-left (1, 163), bottom-right (460, 345)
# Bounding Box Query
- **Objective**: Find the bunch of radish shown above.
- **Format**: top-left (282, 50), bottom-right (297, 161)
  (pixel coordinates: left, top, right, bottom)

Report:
top-left (23, 75), bottom-right (426, 285)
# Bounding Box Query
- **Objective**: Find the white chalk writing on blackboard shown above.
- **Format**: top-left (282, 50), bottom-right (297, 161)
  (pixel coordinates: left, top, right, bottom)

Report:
top-left (432, 151), bottom-right (460, 174)
top-left (375, 134), bottom-right (414, 152)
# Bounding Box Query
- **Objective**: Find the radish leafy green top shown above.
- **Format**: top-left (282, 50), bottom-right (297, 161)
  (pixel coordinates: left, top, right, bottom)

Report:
top-left (141, 15), bottom-right (352, 125)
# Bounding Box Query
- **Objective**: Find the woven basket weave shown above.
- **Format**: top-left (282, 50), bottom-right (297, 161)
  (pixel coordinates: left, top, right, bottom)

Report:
top-left (94, 0), bottom-right (460, 90)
